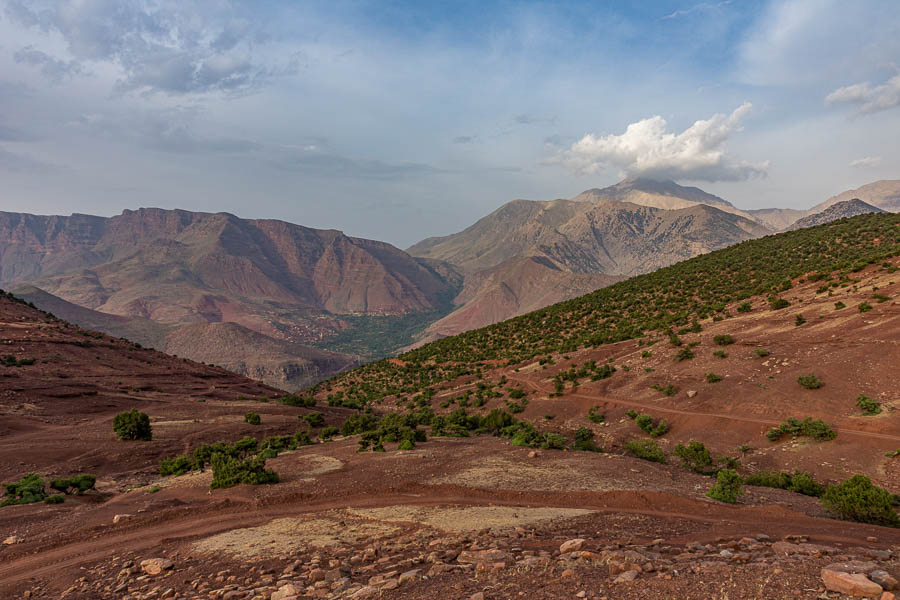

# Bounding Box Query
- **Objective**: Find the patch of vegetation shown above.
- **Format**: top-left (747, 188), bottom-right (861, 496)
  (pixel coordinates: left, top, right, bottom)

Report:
top-left (113, 409), bottom-right (152, 441)
top-left (858, 301), bottom-right (873, 313)
top-left (794, 314), bottom-right (806, 326)
top-left (754, 348), bottom-right (770, 357)
top-left (304, 411), bottom-right (325, 427)
top-left (650, 383), bottom-right (676, 396)
top-left (820, 475), bottom-right (900, 527)
top-left (705, 372), bottom-right (722, 383)
top-left (160, 454), bottom-right (194, 477)
top-left (44, 494), bottom-right (65, 504)
top-left (625, 439), bottom-right (667, 463)
top-left (0, 354), bottom-right (36, 367)
top-left (673, 441), bottom-right (716, 475)
top-left (1, 473), bottom-right (46, 506)
top-left (706, 469), bottom-right (744, 503)
top-left (277, 394), bottom-right (316, 408)
top-left (210, 454), bottom-right (279, 490)
top-left (886, 448), bottom-right (900, 458)
top-left (833, 301), bottom-right (846, 310)
top-left (675, 347), bottom-right (694, 361)
top-left (766, 417), bottom-right (836, 442)
top-left (571, 427), bottom-right (602, 452)
top-left (856, 395), bottom-right (881, 416)
top-left (713, 335), bottom-right (734, 346)
top-left (244, 412), bottom-right (261, 425)
top-left (797, 373), bottom-right (823, 389)
top-left (587, 406), bottom-right (605, 424)
top-left (49, 474), bottom-right (96, 495)
top-left (737, 302), bottom-right (752, 313)
top-left (713, 350), bottom-right (728, 358)
top-left (630, 412), bottom-right (669, 437)
top-left (768, 297), bottom-right (791, 310)
top-left (744, 469), bottom-right (824, 497)
top-left (320, 426), bottom-right (339, 439)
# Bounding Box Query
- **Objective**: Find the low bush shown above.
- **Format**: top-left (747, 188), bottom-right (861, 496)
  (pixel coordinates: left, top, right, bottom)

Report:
top-left (705, 372), bottom-right (722, 383)
top-left (675, 348), bottom-right (694, 361)
top-left (858, 302), bottom-right (873, 313)
top-left (210, 454), bottom-right (279, 490)
top-left (49, 474), bottom-right (96, 495)
top-left (159, 454), bottom-right (194, 476)
top-left (1, 473), bottom-right (46, 506)
top-left (744, 469), bottom-right (824, 497)
top-left (278, 394), bottom-right (316, 407)
top-left (571, 427), bottom-right (602, 452)
top-left (304, 412), bottom-right (325, 426)
top-left (713, 335), bottom-right (734, 346)
top-left (886, 448), bottom-right (900, 458)
top-left (508, 388), bottom-right (526, 399)
top-left (769, 297), bottom-right (791, 310)
top-left (754, 348), bottom-right (770, 357)
top-left (650, 383), bottom-right (676, 396)
top-left (44, 494), bottom-right (65, 504)
top-left (397, 438), bottom-right (415, 450)
top-left (587, 406), bottom-right (605, 424)
top-left (707, 469), bottom-right (744, 503)
top-left (673, 441), bottom-right (716, 475)
top-left (113, 409), bottom-right (152, 441)
top-left (737, 302), bottom-right (752, 313)
top-left (632, 413), bottom-right (668, 437)
top-left (856, 395), bottom-right (881, 416)
top-left (713, 350), bottom-right (728, 358)
top-left (244, 412), bottom-right (261, 425)
top-left (794, 314), bottom-right (806, 326)
top-left (797, 373), bottom-right (823, 389)
top-left (625, 439), bottom-right (667, 463)
top-left (766, 417), bottom-right (836, 442)
top-left (320, 426), bottom-right (339, 439)
top-left (833, 301), bottom-right (846, 310)
top-left (820, 475), bottom-right (899, 527)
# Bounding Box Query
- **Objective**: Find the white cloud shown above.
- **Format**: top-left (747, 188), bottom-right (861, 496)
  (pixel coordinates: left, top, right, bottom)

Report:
top-left (555, 103), bottom-right (768, 182)
top-left (849, 156), bottom-right (882, 168)
top-left (826, 75), bottom-right (900, 115)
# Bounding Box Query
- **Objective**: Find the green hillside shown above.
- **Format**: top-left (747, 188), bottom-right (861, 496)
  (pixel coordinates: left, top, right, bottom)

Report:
top-left (313, 213), bottom-right (900, 407)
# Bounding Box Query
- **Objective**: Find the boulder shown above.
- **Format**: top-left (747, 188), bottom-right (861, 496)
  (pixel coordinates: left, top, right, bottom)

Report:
top-left (140, 558), bottom-right (174, 576)
top-left (821, 569), bottom-right (882, 598)
top-left (869, 571), bottom-right (898, 591)
top-left (613, 570), bottom-right (639, 584)
top-left (3, 535), bottom-right (22, 545)
top-left (560, 539), bottom-right (586, 553)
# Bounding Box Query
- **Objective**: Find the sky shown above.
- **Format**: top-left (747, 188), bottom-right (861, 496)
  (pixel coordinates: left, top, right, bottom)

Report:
top-left (0, 0), bottom-right (898, 248)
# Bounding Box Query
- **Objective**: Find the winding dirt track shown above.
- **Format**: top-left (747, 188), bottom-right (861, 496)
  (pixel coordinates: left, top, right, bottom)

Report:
top-left (3, 484), bottom-right (898, 589)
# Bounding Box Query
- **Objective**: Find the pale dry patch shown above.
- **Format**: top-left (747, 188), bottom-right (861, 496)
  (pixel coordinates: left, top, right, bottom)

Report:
top-left (346, 505), bottom-right (593, 532)
top-left (193, 516), bottom-right (398, 558)
top-left (431, 456), bottom-right (618, 492)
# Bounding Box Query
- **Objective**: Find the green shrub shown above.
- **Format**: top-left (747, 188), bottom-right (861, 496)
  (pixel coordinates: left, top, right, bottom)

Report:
top-left (1, 473), bottom-right (46, 506)
top-left (44, 494), bottom-right (65, 504)
top-left (304, 412), bottom-right (325, 426)
top-left (113, 409), bottom-right (152, 441)
top-left (278, 394), bottom-right (316, 407)
top-left (49, 474), bottom-right (96, 495)
top-left (160, 455), bottom-right (194, 476)
top-left (713, 335), bottom-right (734, 346)
top-left (673, 441), bottom-right (716, 474)
top-left (705, 372), bottom-right (722, 383)
top-left (794, 314), bottom-right (806, 326)
top-left (744, 469), bottom-right (790, 489)
top-left (650, 383), bottom-right (676, 396)
top-left (210, 453), bottom-right (279, 490)
top-left (797, 373), bottom-right (823, 389)
top-left (856, 395), bottom-right (881, 416)
top-left (675, 347), bottom-right (694, 361)
top-left (858, 302), bottom-right (873, 313)
top-left (766, 417), bottom-right (836, 442)
top-left (820, 475), bottom-right (899, 527)
top-left (587, 406), bottom-right (605, 424)
top-left (541, 433), bottom-right (568, 450)
top-left (834, 301), bottom-right (846, 310)
top-left (571, 427), bottom-right (601, 452)
top-left (626, 439), bottom-right (667, 463)
top-left (592, 363), bottom-right (616, 380)
top-left (787, 470), bottom-right (825, 497)
top-left (707, 469), bottom-right (743, 503)
top-left (508, 388), bottom-right (526, 399)
top-left (769, 297), bottom-right (790, 310)
top-left (886, 448), bottom-right (900, 458)
top-left (754, 348), bottom-right (770, 357)
top-left (713, 350), bottom-right (728, 358)
top-left (244, 412), bottom-right (261, 425)
top-left (632, 413), bottom-right (668, 437)
top-left (320, 426), bottom-right (339, 439)
top-left (398, 439), bottom-right (415, 450)
top-left (737, 302), bottom-right (752, 313)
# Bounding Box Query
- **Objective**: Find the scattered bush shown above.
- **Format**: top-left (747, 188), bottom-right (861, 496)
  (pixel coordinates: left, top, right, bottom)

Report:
top-left (713, 335), bottom-right (734, 346)
top-left (675, 347), bottom-right (694, 361)
top-left (243, 412), bottom-right (261, 425)
top-left (858, 302), bottom-right (873, 313)
top-left (44, 494), bottom-right (65, 504)
top-left (834, 301), bottom-right (846, 310)
top-left (797, 373), bottom-right (823, 389)
top-left (766, 417), bottom-right (836, 442)
top-left (1, 473), bottom-right (46, 506)
top-left (113, 409), bottom-right (152, 441)
top-left (673, 441), bottom-right (716, 475)
top-left (304, 412), bottom-right (325, 427)
top-left (0, 354), bottom-right (36, 367)
top-left (397, 438), bottom-right (415, 450)
top-left (278, 394), bottom-right (316, 407)
top-left (625, 439), bottom-right (667, 463)
top-left (754, 348), bottom-right (770, 357)
top-left (737, 302), bottom-right (752, 313)
top-left (320, 426), bottom-right (339, 439)
top-left (587, 406), bottom-right (605, 424)
top-left (159, 455), bottom-right (194, 477)
top-left (856, 395), bottom-right (881, 416)
top-left (705, 372), bottom-right (722, 383)
top-left (744, 469), bottom-right (790, 489)
top-left (631, 412), bottom-right (668, 437)
top-left (707, 469), bottom-right (744, 503)
top-left (210, 454), bottom-right (279, 490)
top-left (571, 427), bottom-right (602, 452)
top-left (787, 470), bottom-right (825, 497)
top-left (650, 383), bottom-right (676, 396)
top-left (769, 297), bottom-right (791, 310)
top-left (820, 475), bottom-right (899, 527)
top-left (886, 448), bottom-right (900, 458)
top-left (713, 350), bottom-right (728, 358)
top-left (49, 474), bottom-right (96, 495)
top-left (508, 388), bottom-right (526, 399)
top-left (794, 314), bottom-right (806, 326)
top-left (744, 469), bottom-right (824, 497)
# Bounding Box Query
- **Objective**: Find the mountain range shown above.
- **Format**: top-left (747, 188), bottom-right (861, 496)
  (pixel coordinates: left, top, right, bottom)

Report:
top-left (4, 178), bottom-right (899, 387)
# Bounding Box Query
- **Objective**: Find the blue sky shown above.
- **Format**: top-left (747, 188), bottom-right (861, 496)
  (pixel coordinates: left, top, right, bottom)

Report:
top-left (0, 0), bottom-right (898, 247)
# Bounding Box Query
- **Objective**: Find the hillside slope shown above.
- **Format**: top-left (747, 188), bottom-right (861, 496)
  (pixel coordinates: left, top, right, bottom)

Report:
top-left (812, 179), bottom-right (900, 213)
top-left (790, 199), bottom-right (886, 230)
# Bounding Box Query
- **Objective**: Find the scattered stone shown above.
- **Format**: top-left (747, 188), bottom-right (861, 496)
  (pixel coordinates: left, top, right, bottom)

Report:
top-left (272, 583), bottom-right (301, 600)
top-left (560, 539), bottom-right (586, 553)
top-left (821, 569), bottom-right (883, 598)
top-left (3, 535), bottom-right (22, 545)
top-left (113, 514), bottom-right (132, 524)
top-left (686, 390), bottom-right (697, 398)
top-left (140, 558), bottom-right (174, 576)
top-left (869, 571), bottom-right (898, 591)
top-left (614, 570), bottom-right (639, 584)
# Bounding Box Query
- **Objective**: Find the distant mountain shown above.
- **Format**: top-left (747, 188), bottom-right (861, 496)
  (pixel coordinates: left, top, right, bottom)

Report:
top-left (811, 180), bottom-right (900, 213)
top-left (0, 208), bottom-right (460, 387)
top-left (408, 193), bottom-right (770, 276)
top-left (789, 199), bottom-right (886, 230)
top-left (745, 207), bottom-right (808, 232)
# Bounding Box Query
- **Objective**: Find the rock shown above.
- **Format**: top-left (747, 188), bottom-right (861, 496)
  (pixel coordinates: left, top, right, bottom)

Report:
top-left (866, 536), bottom-right (878, 543)
top-left (113, 514), bottom-right (132, 524)
top-left (140, 558), bottom-right (174, 576)
top-left (686, 390), bottom-right (697, 398)
top-left (470, 593), bottom-right (485, 600)
top-left (3, 535), bottom-right (22, 545)
top-left (398, 569), bottom-right (420, 585)
top-left (350, 586), bottom-right (378, 599)
top-left (560, 539), bottom-right (586, 553)
top-left (561, 569), bottom-right (576, 579)
top-left (527, 450), bottom-right (540, 459)
top-left (881, 593), bottom-right (895, 600)
top-left (272, 583), bottom-right (301, 600)
top-left (870, 571), bottom-right (898, 591)
top-left (821, 569), bottom-right (883, 598)
top-left (825, 561), bottom-right (879, 575)
top-left (614, 570), bottom-right (639, 584)
top-left (771, 542), bottom-right (800, 555)
top-left (457, 549), bottom-right (512, 565)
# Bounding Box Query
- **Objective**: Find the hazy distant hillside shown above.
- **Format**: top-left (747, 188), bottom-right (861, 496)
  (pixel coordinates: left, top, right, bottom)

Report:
top-left (790, 199), bottom-right (885, 230)
top-left (811, 180), bottom-right (900, 213)
top-left (0, 208), bottom-right (460, 386)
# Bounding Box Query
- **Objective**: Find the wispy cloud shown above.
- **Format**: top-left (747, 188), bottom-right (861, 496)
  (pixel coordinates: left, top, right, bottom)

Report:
top-left (13, 46), bottom-right (85, 82)
top-left (849, 156), bottom-right (882, 168)
top-left (662, 1), bottom-right (732, 20)
top-left (553, 103), bottom-right (768, 182)
top-left (826, 74), bottom-right (900, 115)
